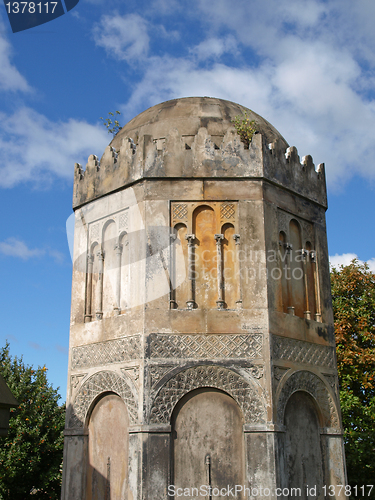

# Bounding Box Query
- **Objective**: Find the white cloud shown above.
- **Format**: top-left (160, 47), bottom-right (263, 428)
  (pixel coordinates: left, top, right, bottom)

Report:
top-left (0, 238), bottom-right (44, 260)
top-left (329, 253), bottom-right (375, 272)
top-left (0, 19), bottom-right (31, 92)
top-left (93, 13), bottom-right (149, 61)
top-left (190, 36), bottom-right (238, 61)
top-left (0, 237), bottom-right (66, 263)
top-left (0, 107), bottom-right (109, 187)
top-left (97, 0), bottom-right (375, 190)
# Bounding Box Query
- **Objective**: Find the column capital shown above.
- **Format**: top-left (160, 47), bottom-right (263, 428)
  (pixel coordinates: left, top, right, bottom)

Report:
top-left (185, 234), bottom-right (195, 245)
top-left (233, 234), bottom-right (241, 245)
top-left (114, 243), bottom-right (123, 253)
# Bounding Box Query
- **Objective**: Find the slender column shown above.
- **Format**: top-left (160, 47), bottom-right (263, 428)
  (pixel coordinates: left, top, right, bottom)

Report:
top-left (169, 233), bottom-right (178, 309)
top-left (185, 234), bottom-right (196, 309)
top-left (302, 249), bottom-right (311, 319)
top-left (215, 234), bottom-right (225, 309)
top-left (84, 253), bottom-right (94, 323)
top-left (233, 234), bottom-right (242, 309)
top-left (285, 243), bottom-right (294, 315)
top-left (96, 250), bottom-right (104, 320)
top-left (114, 243), bottom-right (123, 315)
top-left (311, 250), bottom-right (322, 322)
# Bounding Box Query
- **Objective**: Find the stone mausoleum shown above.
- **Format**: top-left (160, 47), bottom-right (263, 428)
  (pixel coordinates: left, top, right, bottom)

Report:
top-left (61, 97), bottom-right (346, 500)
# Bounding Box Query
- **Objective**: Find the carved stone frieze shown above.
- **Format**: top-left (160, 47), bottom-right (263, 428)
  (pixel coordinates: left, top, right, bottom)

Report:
top-left (149, 365), bottom-right (266, 425)
top-left (322, 374), bottom-right (338, 394)
top-left (121, 367), bottom-right (140, 389)
top-left (277, 209), bottom-right (289, 235)
top-left (68, 370), bottom-right (138, 428)
top-left (220, 203), bottom-right (235, 221)
top-left (244, 365), bottom-right (264, 379)
top-left (272, 336), bottom-right (335, 368)
top-left (148, 364), bottom-right (175, 388)
top-left (90, 223), bottom-right (99, 241)
top-left (172, 203), bottom-right (188, 225)
top-left (273, 366), bottom-right (289, 381)
top-left (119, 210), bottom-right (129, 231)
top-left (70, 374), bottom-right (86, 395)
top-left (148, 333), bottom-right (263, 359)
top-left (301, 220), bottom-right (314, 245)
top-left (277, 370), bottom-right (339, 429)
top-left (71, 336), bottom-right (141, 370)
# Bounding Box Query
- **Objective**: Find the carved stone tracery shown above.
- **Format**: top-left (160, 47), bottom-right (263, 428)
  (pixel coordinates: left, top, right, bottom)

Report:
top-left (68, 370), bottom-right (138, 428)
top-left (149, 333), bottom-right (263, 359)
top-left (272, 336), bottom-right (334, 368)
top-left (71, 336), bottom-right (141, 369)
top-left (149, 365), bottom-right (266, 425)
top-left (277, 370), bottom-right (339, 429)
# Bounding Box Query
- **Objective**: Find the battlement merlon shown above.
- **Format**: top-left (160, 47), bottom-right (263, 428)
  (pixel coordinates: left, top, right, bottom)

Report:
top-left (73, 129), bottom-right (327, 210)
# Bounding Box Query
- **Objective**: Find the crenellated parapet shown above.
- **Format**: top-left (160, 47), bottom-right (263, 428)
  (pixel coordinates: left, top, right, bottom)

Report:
top-left (73, 125), bottom-right (327, 209)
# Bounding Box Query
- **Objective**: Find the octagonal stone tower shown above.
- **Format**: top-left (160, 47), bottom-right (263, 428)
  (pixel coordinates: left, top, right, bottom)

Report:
top-left (62, 97), bottom-right (346, 500)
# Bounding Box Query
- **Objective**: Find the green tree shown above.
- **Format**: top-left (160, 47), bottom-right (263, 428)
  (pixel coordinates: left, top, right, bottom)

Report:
top-left (331, 260), bottom-right (375, 494)
top-left (0, 343), bottom-right (65, 500)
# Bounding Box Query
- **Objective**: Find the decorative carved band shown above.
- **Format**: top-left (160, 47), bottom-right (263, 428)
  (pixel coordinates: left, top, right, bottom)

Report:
top-left (272, 336), bottom-right (335, 368)
top-left (148, 333), bottom-right (263, 359)
top-left (220, 203), bottom-right (235, 220)
top-left (149, 364), bottom-right (266, 425)
top-left (277, 370), bottom-right (339, 429)
top-left (71, 336), bottom-right (141, 369)
top-left (68, 370), bottom-right (138, 428)
top-left (172, 203), bottom-right (188, 223)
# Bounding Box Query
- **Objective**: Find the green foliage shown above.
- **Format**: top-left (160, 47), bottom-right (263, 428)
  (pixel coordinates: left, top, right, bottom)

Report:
top-left (100, 110), bottom-right (122, 136)
top-left (331, 260), bottom-right (375, 495)
top-left (232, 112), bottom-right (257, 148)
top-left (0, 343), bottom-right (65, 500)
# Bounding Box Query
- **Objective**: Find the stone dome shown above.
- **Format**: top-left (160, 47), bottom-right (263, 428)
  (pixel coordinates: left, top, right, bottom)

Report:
top-left (111, 96), bottom-right (288, 150)
top-left (73, 96), bottom-right (326, 209)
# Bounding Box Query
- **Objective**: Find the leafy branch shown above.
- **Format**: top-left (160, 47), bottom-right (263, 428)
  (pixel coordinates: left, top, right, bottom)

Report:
top-left (100, 110), bottom-right (122, 136)
top-left (232, 112), bottom-right (257, 149)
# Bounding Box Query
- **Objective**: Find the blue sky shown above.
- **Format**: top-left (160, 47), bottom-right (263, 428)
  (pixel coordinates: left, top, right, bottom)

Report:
top-left (0, 0), bottom-right (374, 401)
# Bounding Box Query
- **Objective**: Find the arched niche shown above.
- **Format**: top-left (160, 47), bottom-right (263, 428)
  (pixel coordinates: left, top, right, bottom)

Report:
top-left (278, 231), bottom-right (288, 313)
top-left (305, 241), bottom-right (317, 318)
top-left (193, 205), bottom-right (217, 308)
top-left (283, 391), bottom-right (324, 499)
top-left (173, 223), bottom-right (188, 308)
top-left (85, 241), bottom-right (99, 322)
top-left (86, 392), bottom-right (129, 500)
top-left (171, 388), bottom-right (245, 498)
top-left (117, 231), bottom-right (129, 312)
top-left (102, 219), bottom-right (117, 317)
top-left (289, 219), bottom-right (305, 317)
top-left (222, 223), bottom-right (236, 309)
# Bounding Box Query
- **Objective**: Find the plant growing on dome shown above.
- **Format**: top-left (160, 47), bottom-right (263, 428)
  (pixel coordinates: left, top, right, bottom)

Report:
top-left (232, 112), bottom-right (257, 149)
top-left (100, 111), bottom-right (122, 136)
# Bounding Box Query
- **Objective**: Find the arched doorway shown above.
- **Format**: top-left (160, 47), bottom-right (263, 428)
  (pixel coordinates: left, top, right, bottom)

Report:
top-left (284, 391), bottom-right (324, 500)
top-left (86, 393), bottom-right (129, 500)
top-left (172, 388), bottom-right (245, 499)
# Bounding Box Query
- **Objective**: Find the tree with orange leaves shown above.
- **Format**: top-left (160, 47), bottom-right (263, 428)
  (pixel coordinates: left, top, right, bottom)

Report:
top-left (331, 260), bottom-right (375, 493)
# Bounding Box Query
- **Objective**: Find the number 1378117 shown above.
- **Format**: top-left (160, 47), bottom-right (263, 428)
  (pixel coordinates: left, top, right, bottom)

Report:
top-left (5, 2), bottom-right (58, 14)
